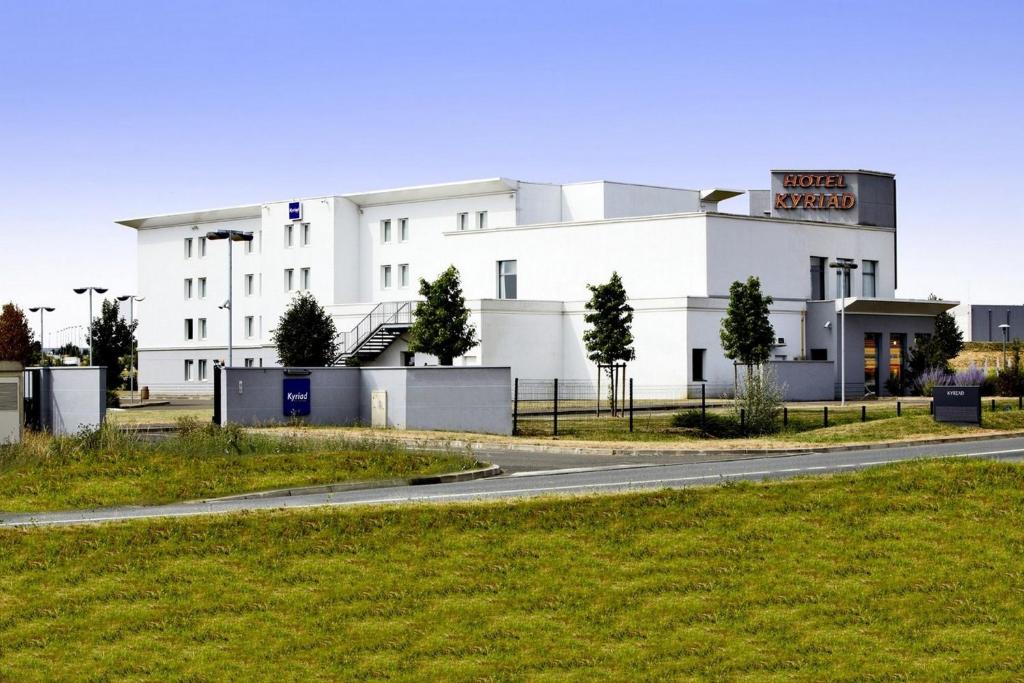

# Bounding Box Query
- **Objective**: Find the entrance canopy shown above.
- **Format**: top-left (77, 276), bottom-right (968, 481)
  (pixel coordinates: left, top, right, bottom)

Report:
top-left (836, 298), bottom-right (958, 316)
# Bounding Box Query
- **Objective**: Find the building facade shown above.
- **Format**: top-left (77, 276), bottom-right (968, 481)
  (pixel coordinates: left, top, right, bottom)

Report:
top-left (119, 170), bottom-right (954, 398)
top-left (952, 304), bottom-right (1024, 342)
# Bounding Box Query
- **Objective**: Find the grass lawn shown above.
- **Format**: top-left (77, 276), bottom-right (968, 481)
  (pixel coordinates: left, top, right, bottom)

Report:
top-left (2, 459), bottom-right (1024, 679)
top-left (106, 406), bottom-right (214, 425)
top-left (0, 421), bottom-right (479, 513)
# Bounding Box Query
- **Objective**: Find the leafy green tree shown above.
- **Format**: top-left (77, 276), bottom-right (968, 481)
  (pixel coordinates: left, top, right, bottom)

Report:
top-left (407, 266), bottom-right (478, 366)
top-left (720, 276), bottom-right (775, 377)
top-left (929, 310), bottom-right (964, 371)
top-left (583, 271), bottom-right (636, 369)
top-left (272, 292), bottom-right (339, 366)
top-left (0, 303), bottom-right (35, 366)
top-left (90, 299), bottom-right (137, 391)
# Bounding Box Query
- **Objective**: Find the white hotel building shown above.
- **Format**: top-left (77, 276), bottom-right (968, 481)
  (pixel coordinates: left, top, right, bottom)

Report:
top-left (119, 170), bottom-right (954, 398)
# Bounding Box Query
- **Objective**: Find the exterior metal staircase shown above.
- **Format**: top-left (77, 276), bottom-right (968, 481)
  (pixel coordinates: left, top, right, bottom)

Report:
top-left (338, 301), bottom-right (415, 366)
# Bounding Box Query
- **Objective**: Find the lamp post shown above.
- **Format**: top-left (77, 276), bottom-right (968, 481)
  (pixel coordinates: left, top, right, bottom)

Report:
top-left (116, 295), bottom-right (145, 404)
top-left (206, 230), bottom-right (254, 367)
top-left (27, 306), bottom-right (55, 360)
top-left (999, 323), bottom-right (1010, 369)
top-left (73, 286), bottom-right (107, 366)
top-left (829, 261), bottom-right (859, 405)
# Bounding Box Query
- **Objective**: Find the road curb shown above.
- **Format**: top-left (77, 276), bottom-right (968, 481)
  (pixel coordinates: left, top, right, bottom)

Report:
top-left (199, 464), bottom-right (503, 502)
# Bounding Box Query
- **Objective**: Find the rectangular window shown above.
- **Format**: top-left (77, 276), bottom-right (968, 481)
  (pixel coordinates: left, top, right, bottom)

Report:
top-left (284, 268), bottom-right (294, 291)
top-left (198, 277), bottom-right (207, 299)
top-left (864, 333), bottom-right (881, 395)
top-left (198, 236), bottom-right (206, 257)
top-left (810, 348), bottom-right (828, 361)
top-left (245, 234), bottom-right (255, 254)
top-left (245, 274), bottom-right (254, 296)
top-left (477, 211), bottom-right (488, 229)
top-left (401, 351), bottom-right (415, 367)
top-left (399, 264), bottom-right (409, 288)
top-left (692, 348), bottom-right (706, 382)
top-left (457, 212), bottom-right (468, 231)
top-left (301, 267), bottom-right (311, 290)
top-left (184, 278), bottom-right (193, 299)
top-left (889, 333), bottom-right (906, 391)
top-left (862, 260), bottom-right (878, 298)
top-left (285, 224), bottom-right (294, 248)
top-left (301, 223), bottom-right (311, 246)
top-left (184, 319), bottom-right (194, 340)
top-left (198, 359), bottom-right (208, 382)
top-left (381, 219), bottom-right (392, 243)
top-left (198, 318), bottom-right (207, 340)
top-left (497, 260), bottom-right (517, 299)
top-left (184, 238), bottom-right (193, 259)
top-left (810, 256), bottom-right (826, 300)
top-left (244, 358), bottom-right (255, 368)
top-left (381, 265), bottom-right (392, 289)
top-left (184, 359), bottom-right (194, 381)
top-left (245, 316), bottom-right (255, 339)
top-left (399, 218), bottom-right (409, 242)
top-left (836, 257), bottom-right (854, 298)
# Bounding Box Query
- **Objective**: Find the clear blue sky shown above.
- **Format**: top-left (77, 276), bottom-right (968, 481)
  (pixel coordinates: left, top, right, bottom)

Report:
top-left (1, 0), bottom-right (1022, 342)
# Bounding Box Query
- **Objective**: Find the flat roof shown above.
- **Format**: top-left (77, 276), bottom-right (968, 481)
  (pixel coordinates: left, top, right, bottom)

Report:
top-left (840, 298), bottom-right (958, 316)
top-left (770, 169), bottom-right (895, 178)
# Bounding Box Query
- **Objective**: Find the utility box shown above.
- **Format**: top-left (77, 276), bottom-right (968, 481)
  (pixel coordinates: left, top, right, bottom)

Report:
top-left (371, 390), bottom-right (388, 428)
top-left (0, 362), bottom-right (24, 445)
top-left (25, 366), bottom-right (106, 436)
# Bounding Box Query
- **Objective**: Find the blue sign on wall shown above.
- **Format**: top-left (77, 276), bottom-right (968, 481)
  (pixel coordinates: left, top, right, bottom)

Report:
top-left (288, 201), bottom-right (302, 221)
top-left (283, 378), bottom-right (311, 416)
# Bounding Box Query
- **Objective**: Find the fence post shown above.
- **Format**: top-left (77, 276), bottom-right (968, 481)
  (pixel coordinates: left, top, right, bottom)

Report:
top-left (929, 400), bottom-right (934, 415)
top-left (629, 378), bottom-right (634, 433)
top-left (701, 383), bottom-right (707, 433)
top-left (513, 378), bottom-right (519, 436)
top-left (824, 406), bottom-right (829, 427)
top-left (991, 398), bottom-right (996, 412)
top-left (740, 408), bottom-right (746, 435)
top-left (861, 405), bottom-right (866, 422)
top-left (896, 401), bottom-right (901, 417)
top-left (783, 406), bottom-right (788, 428)
top-left (552, 378), bottom-right (561, 438)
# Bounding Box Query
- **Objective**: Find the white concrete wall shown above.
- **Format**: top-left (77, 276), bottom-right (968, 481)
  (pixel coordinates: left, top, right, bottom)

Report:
top-left (602, 182), bottom-right (700, 218)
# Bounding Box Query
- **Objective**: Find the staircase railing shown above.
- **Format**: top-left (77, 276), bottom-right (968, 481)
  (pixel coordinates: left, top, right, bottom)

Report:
top-left (341, 301), bottom-right (416, 356)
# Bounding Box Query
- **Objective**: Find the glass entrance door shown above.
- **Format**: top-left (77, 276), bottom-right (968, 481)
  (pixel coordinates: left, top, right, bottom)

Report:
top-left (864, 333), bottom-right (881, 395)
top-left (889, 334), bottom-right (906, 393)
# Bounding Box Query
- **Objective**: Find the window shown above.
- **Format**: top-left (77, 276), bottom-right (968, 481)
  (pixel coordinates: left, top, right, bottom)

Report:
top-left (198, 359), bottom-right (208, 382)
top-left (810, 256), bottom-right (826, 300)
top-left (198, 318), bottom-right (207, 340)
top-left (184, 359), bottom-right (194, 381)
top-left (198, 277), bottom-right (207, 299)
top-left (381, 219), bottom-right (392, 243)
top-left (399, 218), bottom-right (409, 242)
top-left (184, 278), bottom-right (193, 299)
top-left (399, 264), bottom-right (409, 288)
top-left (245, 273), bottom-right (255, 296)
top-left (184, 319), bottom-right (194, 340)
top-left (477, 211), bottom-right (488, 230)
top-left (285, 224), bottom-right (294, 248)
top-left (244, 358), bottom-right (255, 368)
top-left (301, 267), bottom-right (311, 290)
top-left (864, 333), bottom-right (881, 395)
top-left (836, 258), bottom-right (854, 298)
top-left (497, 260), bottom-right (517, 299)
top-left (381, 265), bottom-right (392, 289)
top-left (692, 349), bottom-right (706, 382)
top-left (401, 351), bottom-right (415, 367)
top-left (198, 236), bottom-right (206, 257)
top-left (810, 348), bottom-right (828, 361)
top-left (457, 212), bottom-right (469, 231)
top-left (301, 223), bottom-right (311, 246)
top-left (245, 234), bottom-right (255, 254)
top-left (284, 268), bottom-right (295, 291)
top-left (184, 238), bottom-right (193, 259)
top-left (245, 316), bottom-right (255, 338)
top-left (862, 260), bottom-right (878, 298)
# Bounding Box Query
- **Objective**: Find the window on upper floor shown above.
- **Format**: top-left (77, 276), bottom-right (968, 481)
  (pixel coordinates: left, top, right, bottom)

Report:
top-left (284, 268), bottom-right (295, 291)
top-left (245, 316), bottom-right (255, 339)
top-left (381, 264), bottom-right (392, 289)
top-left (477, 211), bottom-right (488, 230)
top-left (301, 223), bottom-right (311, 246)
top-left (457, 212), bottom-right (468, 231)
top-left (285, 224), bottom-right (294, 248)
top-left (245, 274), bottom-right (255, 296)
top-left (198, 277), bottom-right (207, 299)
top-left (836, 257), bottom-right (854, 298)
top-left (862, 260), bottom-right (878, 298)
top-left (497, 260), bottom-right (517, 299)
top-left (184, 238), bottom-right (193, 259)
top-left (810, 256), bottom-right (826, 300)
top-left (198, 236), bottom-right (207, 257)
top-left (399, 264), bottom-right (409, 288)
top-left (381, 219), bottom-right (392, 243)
top-left (198, 359), bottom-right (208, 381)
top-left (399, 218), bottom-right (409, 242)
top-left (245, 233), bottom-right (256, 254)
top-left (184, 318), bottom-right (194, 341)
top-left (301, 267), bottom-right (311, 290)
top-left (184, 278), bottom-right (193, 300)
top-left (198, 318), bottom-right (207, 340)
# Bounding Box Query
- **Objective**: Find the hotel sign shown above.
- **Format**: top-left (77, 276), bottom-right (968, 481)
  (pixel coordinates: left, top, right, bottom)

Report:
top-left (283, 377), bottom-right (311, 417)
top-left (933, 386), bottom-right (981, 424)
top-left (288, 201), bottom-right (302, 221)
top-left (774, 174), bottom-right (856, 211)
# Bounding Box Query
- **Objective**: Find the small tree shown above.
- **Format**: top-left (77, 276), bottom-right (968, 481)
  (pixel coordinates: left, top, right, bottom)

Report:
top-left (930, 310), bottom-right (964, 371)
top-left (90, 299), bottom-right (137, 393)
top-left (272, 292), bottom-right (339, 366)
top-left (407, 266), bottom-right (478, 366)
top-left (0, 303), bottom-right (35, 366)
top-left (720, 276), bottom-right (775, 382)
top-left (583, 272), bottom-right (635, 410)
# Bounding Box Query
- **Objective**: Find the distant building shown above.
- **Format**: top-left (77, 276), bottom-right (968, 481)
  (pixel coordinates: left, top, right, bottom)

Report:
top-left (952, 304), bottom-right (1024, 342)
top-left (118, 169), bottom-right (955, 398)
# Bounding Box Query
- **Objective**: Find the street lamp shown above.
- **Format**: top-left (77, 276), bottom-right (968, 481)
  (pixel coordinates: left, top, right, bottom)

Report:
top-left (999, 323), bottom-right (1010, 369)
top-left (829, 261), bottom-right (859, 405)
top-left (27, 306), bottom-right (55, 359)
top-left (116, 295), bottom-right (145, 404)
top-left (206, 230), bottom-right (254, 366)
top-left (73, 286), bottom-right (107, 366)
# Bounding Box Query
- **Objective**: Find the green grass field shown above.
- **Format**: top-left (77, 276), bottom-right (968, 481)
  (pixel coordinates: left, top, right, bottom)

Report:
top-left (0, 421), bottom-right (478, 513)
top-left (2, 459), bottom-right (1023, 679)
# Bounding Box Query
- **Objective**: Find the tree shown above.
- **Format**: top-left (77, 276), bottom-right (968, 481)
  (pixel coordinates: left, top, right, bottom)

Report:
top-left (720, 276), bottom-right (775, 378)
top-left (272, 292), bottom-right (339, 366)
top-left (90, 299), bottom-right (137, 392)
top-left (0, 303), bottom-right (34, 366)
top-left (407, 266), bottom-right (478, 366)
top-left (930, 310), bottom-right (964, 371)
top-left (583, 271), bottom-right (636, 367)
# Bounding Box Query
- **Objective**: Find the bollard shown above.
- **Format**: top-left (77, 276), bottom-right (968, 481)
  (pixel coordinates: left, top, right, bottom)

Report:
top-left (897, 401), bottom-right (901, 417)
top-left (991, 398), bottom-right (996, 412)
top-left (701, 383), bottom-right (707, 433)
top-left (824, 406), bottom-right (829, 427)
top-left (553, 378), bottom-right (559, 437)
top-left (783, 406), bottom-right (788, 428)
top-left (929, 401), bottom-right (933, 415)
top-left (628, 378), bottom-right (634, 433)
top-left (513, 378), bottom-right (519, 435)
top-left (861, 405), bottom-right (866, 422)
top-left (1019, 395), bottom-right (1023, 410)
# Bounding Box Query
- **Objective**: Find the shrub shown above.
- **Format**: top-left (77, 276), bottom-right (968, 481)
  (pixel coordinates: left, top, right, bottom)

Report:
top-left (953, 363), bottom-right (985, 387)
top-left (670, 410), bottom-right (742, 438)
top-left (915, 367), bottom-right (951, 396)
top-left (735, 367), bottom-right (783, 435)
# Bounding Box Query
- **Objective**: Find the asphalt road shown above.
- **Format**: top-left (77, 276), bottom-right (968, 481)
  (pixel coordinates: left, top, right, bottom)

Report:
top-left (4, 436), bottom-right (1024, 528)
